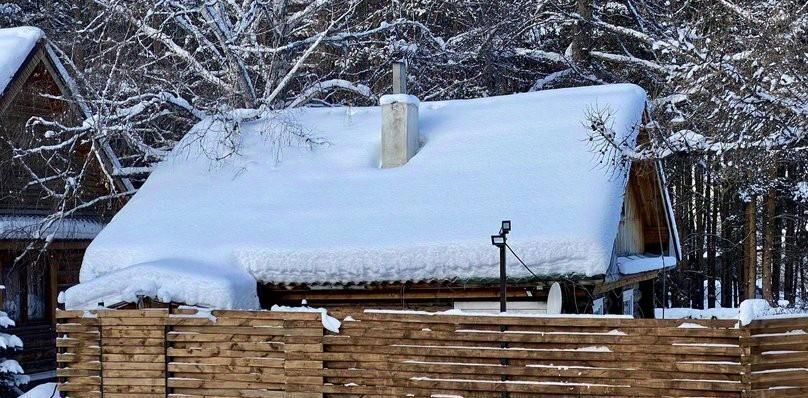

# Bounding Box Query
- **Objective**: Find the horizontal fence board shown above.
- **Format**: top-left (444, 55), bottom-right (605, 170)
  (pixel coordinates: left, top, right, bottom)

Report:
top-left (54, 308), bottom-right (808, 398)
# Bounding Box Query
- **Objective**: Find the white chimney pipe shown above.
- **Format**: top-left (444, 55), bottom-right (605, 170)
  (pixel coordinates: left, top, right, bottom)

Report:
top-left (380, 62), bottom-right (419, 168)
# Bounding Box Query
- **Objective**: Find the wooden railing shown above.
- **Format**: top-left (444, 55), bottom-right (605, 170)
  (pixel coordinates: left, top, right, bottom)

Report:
top-left (56, 308), bottom-right (808, 397)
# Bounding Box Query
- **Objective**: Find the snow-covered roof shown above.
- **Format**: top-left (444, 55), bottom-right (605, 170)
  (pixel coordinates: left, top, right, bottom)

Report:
top-left (616, 255), bottom-right (677, 275)
top-left (0, 27), bottom-right (44, 98)
top-left (64, 259), bottom-right (259, 310)
top-left (79, 84), bottom-right (647, 291)
top-left (0, 215), bottom-right (104, 240)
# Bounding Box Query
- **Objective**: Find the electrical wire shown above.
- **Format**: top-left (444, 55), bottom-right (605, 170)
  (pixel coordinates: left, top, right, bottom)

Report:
top-left (504, 243), bottom-right (540, 279)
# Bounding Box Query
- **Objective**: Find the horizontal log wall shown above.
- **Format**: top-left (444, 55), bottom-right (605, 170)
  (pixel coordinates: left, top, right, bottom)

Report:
top-left (745, 317), bottom-right (808, 398)
top-left (322, 312), bottom-right (744, 397)
top-left (55, 309), bottom-right (323, 398)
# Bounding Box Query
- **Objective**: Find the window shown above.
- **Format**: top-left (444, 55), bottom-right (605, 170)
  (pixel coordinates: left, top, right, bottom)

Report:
top-left (622, 289), bottom-right (634, 317)
top-left (2, 254), bottom-right (50, 323)
top-left (592, 297), bottom-right (604, 315)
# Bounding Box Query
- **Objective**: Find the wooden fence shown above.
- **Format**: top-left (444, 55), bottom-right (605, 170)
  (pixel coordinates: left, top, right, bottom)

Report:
top-left (55, 309), bottom-right (808, 397)
top-left (56, 308), bottom-right (323, 398)
top-left (745, 317), bottom-right (808, 398)
top-left (321, 311), bottom-right (744, 397)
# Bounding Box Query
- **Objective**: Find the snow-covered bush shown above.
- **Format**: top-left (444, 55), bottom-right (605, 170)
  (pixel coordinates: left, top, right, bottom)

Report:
top-left (0, 291), bottom-right (26, 392)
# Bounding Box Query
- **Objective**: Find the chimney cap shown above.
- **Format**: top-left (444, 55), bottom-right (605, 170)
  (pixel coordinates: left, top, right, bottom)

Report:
top-left (380, 94), bottom-right (419, 106)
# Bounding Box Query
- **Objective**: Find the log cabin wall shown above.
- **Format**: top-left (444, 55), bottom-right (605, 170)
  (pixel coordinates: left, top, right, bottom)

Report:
top-left (617, 182), bottom-right (645, 255)
top-left (0, 42), bottom-right (117, 376)
top-left (0, 243), bottom-right (89, 374)
top-left (0, 48), bottom-right (72, 212)
top-left (0, 45), bottom-right (120, 217)
top-left (260, 281), bottom-right (597, 317)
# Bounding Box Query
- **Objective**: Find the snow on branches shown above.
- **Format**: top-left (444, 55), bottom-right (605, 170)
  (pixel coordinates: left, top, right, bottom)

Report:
top-left (0, 305), bottom-right (26, 391)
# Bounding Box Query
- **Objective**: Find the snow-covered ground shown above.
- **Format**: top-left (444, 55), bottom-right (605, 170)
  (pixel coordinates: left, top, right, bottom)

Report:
top-left (658, 299), bottom-right (808, 326)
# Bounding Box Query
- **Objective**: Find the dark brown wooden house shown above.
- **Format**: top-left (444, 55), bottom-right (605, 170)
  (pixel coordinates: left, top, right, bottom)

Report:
top-left (0, 26), bottom-right (129, 377)
top-left (64, 82), bottom-right (680, 322)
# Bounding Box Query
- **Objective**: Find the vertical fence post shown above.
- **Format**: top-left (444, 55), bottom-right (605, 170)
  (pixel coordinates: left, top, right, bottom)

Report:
top-left (739, 325), bottom-right (752, 398)
top-left (99, 323), bottom-right (104, 398)
top-left (163, 322), bottom-right (170, 398)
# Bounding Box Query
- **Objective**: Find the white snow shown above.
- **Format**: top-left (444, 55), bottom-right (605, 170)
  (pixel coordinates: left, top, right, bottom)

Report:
top-left (739, 299), bottom-right (771, 326)
top-left (616, 255), bottom-right (677, 275)
top-left (655, 307), bottom-right (740, 320)
top-left (64, 259), bottom-right (259, 310)
top-left (753, 329), bottom-right (807, 338)
top-left (80, 84), bottom-right (646, 290)
top-left (0, 333), bottom-right (23, 350)
top-left (794, 181), bottom-right (808, 202)
top-left (0, 215), bottom-right (104, 240)
top-left (0, 311), bottom-right (15, 328)
top-left (0, 26), bottom-right (43, 97)
top-left (738, 299), bottom-right (808, 326)
top-left (678, 322), bottom-right (708, 329)
top-left (0, 359), bottom-right (23, 374)
top-left (366, 308), bottom-right (632, 319)
top-left (18, 382), bottom-right (60, 398)
top-left (379, 94), bottom-right (420, 105)
top-left (270, 304), bottom-right (341, 333)
top-left (659, 300), bottom-right (808, 326)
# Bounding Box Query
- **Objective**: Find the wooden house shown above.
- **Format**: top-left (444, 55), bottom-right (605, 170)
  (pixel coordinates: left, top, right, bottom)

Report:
top-left (0, 27), bottom-right (130, 376)
top-left (64, 82), bottom-right (680, 321)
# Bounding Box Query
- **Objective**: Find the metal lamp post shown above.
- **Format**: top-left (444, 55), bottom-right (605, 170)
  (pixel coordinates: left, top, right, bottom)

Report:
top-left (491, 220), bottom-right (511, 313)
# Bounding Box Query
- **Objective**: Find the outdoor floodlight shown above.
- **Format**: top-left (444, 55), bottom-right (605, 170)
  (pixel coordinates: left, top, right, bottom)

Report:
top-left (501, 220), bottom-right (511, 234)
top-left (491, 234), bottom-right (506, 247)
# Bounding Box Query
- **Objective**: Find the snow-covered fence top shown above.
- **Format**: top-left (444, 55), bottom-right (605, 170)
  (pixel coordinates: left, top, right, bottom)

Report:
top-left (54, 307), bottom-right (764, 398)
top-left (77, 84), bottom-right (648, 294)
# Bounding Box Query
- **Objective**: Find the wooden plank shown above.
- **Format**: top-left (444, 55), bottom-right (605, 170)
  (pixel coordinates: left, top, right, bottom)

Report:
top-left (211, 310), bottom-right (320, 321)
top-left (355, 312), bottom-right (738, 328)
top-left (169, 326), bottom-right (320, 336)
top-left (168, 363), bottom-right (285, 374)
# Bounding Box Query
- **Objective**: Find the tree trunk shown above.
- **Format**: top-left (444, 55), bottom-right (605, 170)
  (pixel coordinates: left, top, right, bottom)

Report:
top-left (719, 178), bottom-right (733, 307)
top-left (761, 189), bottom-right (776, 303)
top-left (744, 197), bottom-right (757, 300)
top-left (783, 198), bottom-right (796, 304)
top-left (571, 0), bottom-right (592, 64)
top-left (706, 164), bottom-right (717, 308)
top-left (693, 165), bottom-right (705, 309)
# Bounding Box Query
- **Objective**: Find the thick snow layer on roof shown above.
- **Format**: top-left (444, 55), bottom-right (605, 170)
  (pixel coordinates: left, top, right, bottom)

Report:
top-left (81, 84), bottom-right (646, 287)
top-left (617, 255), bottom-right (677, 275)
top-left (0, 26), bottom-right (43, 97)
top-left (65, 259), bottom-right (259, 310)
